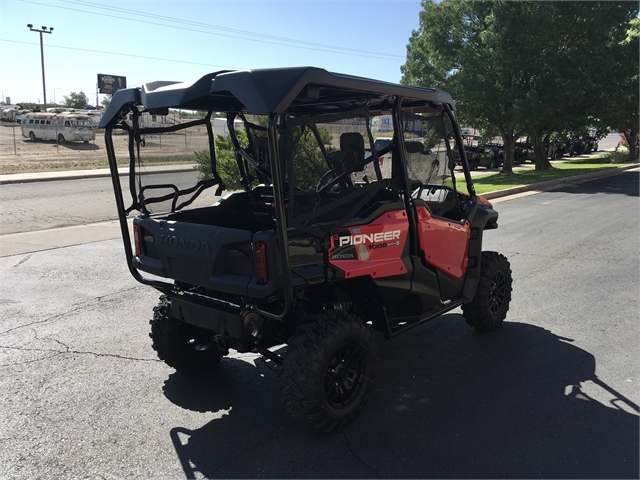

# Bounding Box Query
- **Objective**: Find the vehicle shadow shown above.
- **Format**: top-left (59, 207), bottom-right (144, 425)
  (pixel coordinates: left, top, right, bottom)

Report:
top-left (51, 141), bottom-right (100, 151)
top-left (163, 318), bottom-right (639, 479)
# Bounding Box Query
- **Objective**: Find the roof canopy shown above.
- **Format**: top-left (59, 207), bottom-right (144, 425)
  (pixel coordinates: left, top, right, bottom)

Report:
top-left (99, 67), bottom-right (454, 128)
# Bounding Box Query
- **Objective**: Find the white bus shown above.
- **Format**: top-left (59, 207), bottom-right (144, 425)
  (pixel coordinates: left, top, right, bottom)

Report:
top-left (21, 112), bottom-right (96, 143)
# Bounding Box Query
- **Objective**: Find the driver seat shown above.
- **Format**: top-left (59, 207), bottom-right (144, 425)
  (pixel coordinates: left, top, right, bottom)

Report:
top-left (325, 132), bottom-right (366, 192)
top-left (339, 132), bottom-right (365, 172)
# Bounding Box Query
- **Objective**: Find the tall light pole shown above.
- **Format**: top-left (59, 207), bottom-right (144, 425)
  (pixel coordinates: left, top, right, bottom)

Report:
top-left (27, 24), bottom-right (53, 110)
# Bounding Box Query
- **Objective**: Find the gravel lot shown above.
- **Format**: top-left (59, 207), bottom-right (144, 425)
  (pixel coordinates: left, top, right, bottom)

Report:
top-left (0, 123), bottom-right (208, 173)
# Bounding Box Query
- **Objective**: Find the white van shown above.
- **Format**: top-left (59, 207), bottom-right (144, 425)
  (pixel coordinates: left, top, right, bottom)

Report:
top-left (21, 112), bottom-right (95, 143)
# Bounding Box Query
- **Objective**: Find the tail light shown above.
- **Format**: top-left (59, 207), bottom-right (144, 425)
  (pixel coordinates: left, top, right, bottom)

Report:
top-left (378, 156), bottom-right (384, 165)
top-left (255, 243), bottom-right (268, 284)
top-left (133, 224), bottom-right (141, 257)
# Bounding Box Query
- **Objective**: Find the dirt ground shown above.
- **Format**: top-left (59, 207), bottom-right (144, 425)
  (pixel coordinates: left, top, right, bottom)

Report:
top-left (0, 123), bottom-right (207, 173)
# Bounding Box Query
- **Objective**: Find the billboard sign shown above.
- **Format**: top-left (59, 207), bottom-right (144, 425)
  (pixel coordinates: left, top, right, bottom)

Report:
top-left (98, 74), bottom-right (127, 94)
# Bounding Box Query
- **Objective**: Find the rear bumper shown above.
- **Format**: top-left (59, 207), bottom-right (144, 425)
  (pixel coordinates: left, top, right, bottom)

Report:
top-left (170, 292), bottom-right (246, 339)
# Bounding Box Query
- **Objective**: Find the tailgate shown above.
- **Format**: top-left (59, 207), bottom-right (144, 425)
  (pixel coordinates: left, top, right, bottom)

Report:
top-left (133, 217), bottom-right (255, 295)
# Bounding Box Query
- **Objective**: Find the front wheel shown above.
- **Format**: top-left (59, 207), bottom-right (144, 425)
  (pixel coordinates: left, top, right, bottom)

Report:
top-left (462, 251), bottom-right (512, 332)
top-left (58, 133), bottom-right (66, 143)
top-left (29, 131), bottom-right (36, 141)
top-left (280, 311), bottom-right (377, 433)
top-left (149, 296), bottom-right (227, 372)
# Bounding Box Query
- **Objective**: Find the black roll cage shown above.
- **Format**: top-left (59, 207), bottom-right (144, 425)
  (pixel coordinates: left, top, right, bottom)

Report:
top-left (103, 74), bottom-right (476, 319)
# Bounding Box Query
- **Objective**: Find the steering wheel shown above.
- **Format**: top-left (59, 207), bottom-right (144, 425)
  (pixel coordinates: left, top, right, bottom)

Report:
top-left (317, 162), bottom-right (367, 195)
top-left (316, 170), bottom-right (338, 193)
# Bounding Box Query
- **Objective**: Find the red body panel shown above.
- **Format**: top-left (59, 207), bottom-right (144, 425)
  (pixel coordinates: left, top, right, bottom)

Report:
top-left (415, 206), bottom-right (470, 279)
top-left (329, 210), bottom-right (409, 279)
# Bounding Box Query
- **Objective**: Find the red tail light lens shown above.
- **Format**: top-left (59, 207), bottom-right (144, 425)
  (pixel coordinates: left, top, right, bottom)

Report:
top-left (133, 224), bottom-right (141, 257)
top-left (256, 243), bottom-right (268, 284)
top-left (378, 156), bottom-right (384, 165)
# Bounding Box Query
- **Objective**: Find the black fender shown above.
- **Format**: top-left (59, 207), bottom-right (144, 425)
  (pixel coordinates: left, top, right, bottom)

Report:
top-left (462, 202), bottom-right (499, 301)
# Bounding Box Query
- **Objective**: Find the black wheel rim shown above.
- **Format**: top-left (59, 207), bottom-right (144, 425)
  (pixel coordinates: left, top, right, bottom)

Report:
top-left (489, 270), bottom-right (507, 314)
top-left (324, 339), bottom-right (366, 409)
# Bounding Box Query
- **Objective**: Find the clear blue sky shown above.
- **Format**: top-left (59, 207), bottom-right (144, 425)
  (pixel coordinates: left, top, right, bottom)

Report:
top-left (0, 0), bottom-right (423, 106)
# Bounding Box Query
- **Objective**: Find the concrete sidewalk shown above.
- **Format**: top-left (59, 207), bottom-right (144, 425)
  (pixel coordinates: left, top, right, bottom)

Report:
top-left (0, 163), bottom-right (195, 185)
top-left (1, 163), bottom-right (637, 258)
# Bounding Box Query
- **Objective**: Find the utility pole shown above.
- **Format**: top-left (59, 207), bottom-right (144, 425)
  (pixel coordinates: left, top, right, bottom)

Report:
top-left (27, 24), bottom-right (53, 110)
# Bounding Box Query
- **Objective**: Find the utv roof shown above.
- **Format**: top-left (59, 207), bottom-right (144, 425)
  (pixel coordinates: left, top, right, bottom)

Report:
top-left (99, 67), bottom-right (454, 128)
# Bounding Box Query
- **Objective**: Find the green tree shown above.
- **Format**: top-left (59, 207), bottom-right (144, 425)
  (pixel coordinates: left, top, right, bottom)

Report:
top-left (519, 3), bottom-right (637, 168)
top-left (402, 1), bottom-right (532, 173)
top-left (62, 91), bottom-right (90, 109)
top-left (402, 1), bottom-right (638, 172)
top-left (597, 18), bottom-right (639, 161)
top-left (100, 94), bottom-right (112, 108)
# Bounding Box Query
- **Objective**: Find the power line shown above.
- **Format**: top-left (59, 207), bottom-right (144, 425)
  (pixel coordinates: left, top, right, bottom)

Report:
top-left (63, 0), bottom-right (404, 59)
top-left (18, 0), bottom-right (403, 61)
top-left (1, 39), bottom-right (239, 69)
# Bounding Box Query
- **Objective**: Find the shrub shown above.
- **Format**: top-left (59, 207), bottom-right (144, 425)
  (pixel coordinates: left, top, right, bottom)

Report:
top-left (194, 125), bottom-right (334, 192)
top-left (194, 130), bottom-right (247, 191)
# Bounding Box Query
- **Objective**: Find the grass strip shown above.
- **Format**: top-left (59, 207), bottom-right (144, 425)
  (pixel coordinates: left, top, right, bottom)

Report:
top-left (465, 157), bottom-right (627, 195)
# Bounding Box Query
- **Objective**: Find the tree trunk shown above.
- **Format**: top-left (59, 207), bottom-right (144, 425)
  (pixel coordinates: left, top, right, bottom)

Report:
top-left (530, 130), bottom-right (554, 170)
top-left (501, 134), bottom-right (516, 174)
top-left (622, 128), bottom-right (639, 162)
top-left (499, 125), bottom-right (528, 174)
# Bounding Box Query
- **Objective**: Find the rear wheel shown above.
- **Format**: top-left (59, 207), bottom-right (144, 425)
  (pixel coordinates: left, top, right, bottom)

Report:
top-left (29, 131), bottom-right (36, 141)
top-left (462, 251), bottom-right (512, 332)
top-left (149, 296), bottom-right (227, 372)
top-left (280, 311), bottom-right (377, 432)
top-left (469, 160), bottom-right (478, 171)
top-left (58, 133), bottom-right (65, 143)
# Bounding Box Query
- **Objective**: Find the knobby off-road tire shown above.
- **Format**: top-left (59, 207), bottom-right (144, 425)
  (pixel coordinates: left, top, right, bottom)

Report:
top-left (280, 311), bottom-right (377, 433)
top-left (462, 251), bottom-right (512, 332)
top-left (149, 296), bottom-right (226, 373)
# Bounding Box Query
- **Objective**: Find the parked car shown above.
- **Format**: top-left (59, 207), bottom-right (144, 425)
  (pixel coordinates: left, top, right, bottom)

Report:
top-left (569, 137), bottom-right (597, 156)
top-left (484, 143), bottom-right (505, 167)
top-left (514, 141), bottom-right (534, 163)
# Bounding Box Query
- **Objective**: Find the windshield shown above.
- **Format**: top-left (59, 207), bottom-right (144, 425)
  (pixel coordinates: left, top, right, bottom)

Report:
top-left (400, 108), bottom-right (455, 187)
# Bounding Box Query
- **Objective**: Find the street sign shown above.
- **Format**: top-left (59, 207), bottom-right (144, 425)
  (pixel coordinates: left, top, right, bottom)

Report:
top-left (97, 74), bottom-right (127, 94)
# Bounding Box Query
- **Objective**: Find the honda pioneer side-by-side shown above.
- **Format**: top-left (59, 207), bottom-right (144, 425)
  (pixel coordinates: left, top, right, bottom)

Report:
top-left (100, 67), bottom-right (512, 432)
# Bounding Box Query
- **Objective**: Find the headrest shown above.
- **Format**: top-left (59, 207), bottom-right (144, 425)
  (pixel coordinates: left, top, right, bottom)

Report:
top-left (340, 132), bottom-right (365, 163)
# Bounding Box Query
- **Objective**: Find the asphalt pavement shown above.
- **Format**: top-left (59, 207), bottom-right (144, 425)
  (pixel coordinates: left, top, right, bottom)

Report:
top-left (1, 171), bottom-right (637, 479)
